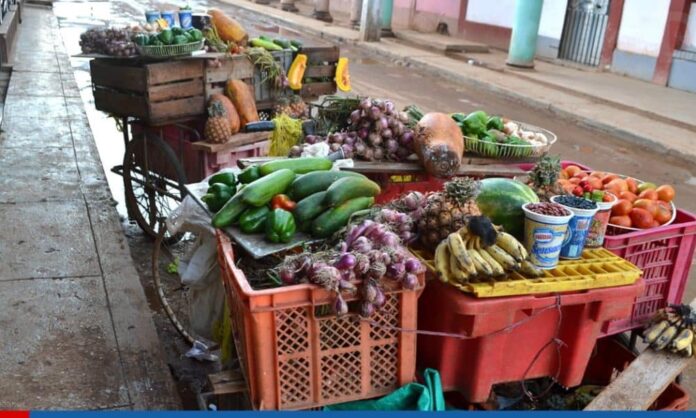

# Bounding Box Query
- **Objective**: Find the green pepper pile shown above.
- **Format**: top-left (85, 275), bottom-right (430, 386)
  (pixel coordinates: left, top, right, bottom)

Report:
top-left (201, 172), bottom-right (237, 213)
top-left (133, 27), bottom-right (203, 47)
top-left (450, 110), bottom-right (532, 158)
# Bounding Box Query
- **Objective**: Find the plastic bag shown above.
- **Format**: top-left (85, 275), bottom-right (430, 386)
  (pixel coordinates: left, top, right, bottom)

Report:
top-left (324, 368), bottom-right (445, 411)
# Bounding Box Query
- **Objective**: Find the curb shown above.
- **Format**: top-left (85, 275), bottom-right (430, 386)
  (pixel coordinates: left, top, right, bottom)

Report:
top-left (222, 0), bottom-right (694, 165)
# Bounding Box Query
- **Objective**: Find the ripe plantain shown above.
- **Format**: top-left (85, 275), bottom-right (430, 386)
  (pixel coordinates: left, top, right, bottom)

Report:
top-left (495, 231), bottom-right (528, 261)
top-left (448, 232), bottom-right (475, 275)
top-left (434, 241), bottom-right (452, 283)
top-left (467, 238), bottom-right (493, 278)
top-left (651, 321), bottom-right (681, 351)
top-left (486, 244), bottom-right (519, 271)
top-left (449, 252), bottom-right (470, 284)
top-left (520, 259), bottom-right (545, 278)
top-left (643, 320), bottom-right (670, 345)
top-left (478, 247), bottom-right (505, 277)
top-left (671, 327), bottom-right (694, 352)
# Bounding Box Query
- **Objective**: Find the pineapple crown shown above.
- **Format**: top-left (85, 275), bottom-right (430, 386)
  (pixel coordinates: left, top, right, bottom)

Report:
top-left (207, 100), bottom-right (228, 118)
top-left (529, 155), bottom-right (561, 187)
top-left (444, 177), bottom-right (480, 203)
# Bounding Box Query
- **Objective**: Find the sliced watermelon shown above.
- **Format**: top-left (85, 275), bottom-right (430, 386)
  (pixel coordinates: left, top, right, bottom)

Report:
top-left (477, 178), bottom-right (539, 240)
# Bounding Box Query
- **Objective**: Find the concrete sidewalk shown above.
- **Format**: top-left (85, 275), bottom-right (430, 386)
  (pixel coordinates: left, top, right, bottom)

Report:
top-left (222, 0), bottom-right (696, 163)
top-left (0, 4), bottom-right (179, 410)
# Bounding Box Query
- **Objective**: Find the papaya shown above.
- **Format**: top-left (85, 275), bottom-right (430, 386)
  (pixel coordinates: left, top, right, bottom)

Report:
top-left (209, 94), bottom-right (240, 134)
top-left (335, 57), bottom-right (351, 92)
top-left (208, 9), bottom-right (248, 44)
top-left (287, 54), bottom-right (308, 90)
top-left (226, 79), bottom-right (259, 126)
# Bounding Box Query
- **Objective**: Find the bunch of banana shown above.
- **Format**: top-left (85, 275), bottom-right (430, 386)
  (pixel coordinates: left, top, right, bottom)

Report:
top-left (434, 224), bottom-right (545, 284)
top-left (643, 305), bottom-right (696, 358)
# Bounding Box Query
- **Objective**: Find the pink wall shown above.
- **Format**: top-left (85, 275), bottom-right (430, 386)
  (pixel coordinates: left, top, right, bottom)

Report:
top-left (415, 0), bottom-right (460, 18)
top-left (329, 0), bottom-right (462, 33)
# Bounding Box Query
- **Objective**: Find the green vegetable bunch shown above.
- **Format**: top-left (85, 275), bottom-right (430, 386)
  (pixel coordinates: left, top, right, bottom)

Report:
top-left (452, 110), bottom-right (533, 158)
top-left (146, 27), bottom-right (202, 46)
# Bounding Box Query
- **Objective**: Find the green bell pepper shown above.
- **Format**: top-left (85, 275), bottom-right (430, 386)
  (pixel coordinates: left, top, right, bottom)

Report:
top-left (133, 33), bottom-right (149, 46)
top-left (486, 116), bottom-right (504, 131)
top-left (188, 28), bottom-right (203, 42)
top-left (172, 27), bottom-right (185, 36)
top-left (238, 165), bottom-right (261, 184)
top-left (462, 110), bottom-right (488, 137)
top-left (202, 183), bottom-right (234, 213)
top-left (208, 172), bottom-right (237, 188)
top-left (158, 29), bottom-right (173, 45)
top-left (265, 209), bottom-right (297, 243)
top-left (173, 35), bottom-right (189, 45)
top-left (239, 206), bottom-right (270, 234)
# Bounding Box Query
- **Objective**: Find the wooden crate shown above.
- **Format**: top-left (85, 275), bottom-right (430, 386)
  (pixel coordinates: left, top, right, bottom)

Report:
top-left (300, 46), bottom-right (339, 101)
top-left (91, 59), bottom-right (205, 125)
top-left (204, 53), bottom-right (255, 99)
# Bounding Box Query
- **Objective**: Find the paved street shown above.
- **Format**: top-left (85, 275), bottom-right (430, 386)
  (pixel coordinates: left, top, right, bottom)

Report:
top-left (47, 0), bottom-right (696, 409)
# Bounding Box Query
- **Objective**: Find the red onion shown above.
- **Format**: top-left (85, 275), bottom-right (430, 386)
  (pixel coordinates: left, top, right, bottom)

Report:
top-left (350, 109), bottom-right (361, 124)
top-left (379, 116), bottom-right (389, 130)
top-left (344, 136), bottom-right (356, 146)
top-left (386, 262), bottom-right (405, 280)
top-left (405, 258), bottom-right (422, 273)
top-left (368, 262), bottom-right (387, 280)
top-left (360, 120), bottom-right (371, 130)
top-left (373, 288), bottom-right (386, 307)
top-left (385, 139), bottom-right (399, 154)
top-left (334, 295), bottom-right (349, 316)
top-left (400, 131), bottom-right (414, 146)
top-left (398, 111), bottom-right (410, 123)
top-left (355, 142), bottom-right (367, 156)
top-left (363, 282), bottom-right (378, 303)
top-left (403, 273), bottom-right (418, 290)
top-left (360, 302), bottom-right (375, 318)
top-left (339, 279), bottom-right (357, 294)
top-left (396, 147), bottom-right (411, 160)
top-left (359, 98), bottom-right (371, 111)
top-left (341, 144), bottom-right (354, 158)
top-left (363, 147), bottom-right (375, 161)
top-left (305, 135), bottom-right (318, 144)
top-left (279, 265), bottom-right (297, 285)
top-left (382, 128), bottom-right (393, 139)
top-left (369, 106), bottom-right (381, 121)
top-left (351, 236), bottom-right (373, 253)
top-left (329, 143), bottom-right (341, 152)
top-left (355, 253), bottom-right (370, 275)
top-left (384, 101), bottom-right (396, 114)
top-left (358, 127), bottom-right (369, 140)
top-left (335, 253), bottom-right (357, 270)
top-left (393, 121), bottom-right (404, 136)
top-left (373, 147), bottom-right (385, 160)
top-left (368, 132), bottom-right (382, 146)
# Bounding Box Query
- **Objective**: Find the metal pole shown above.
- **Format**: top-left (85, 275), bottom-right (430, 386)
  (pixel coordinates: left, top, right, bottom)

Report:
top-left (380, 0), bottom-right (394, 36)
top-left (506, 0), bottom-right (544, 68)
top-left (350, 0), bottom-right (363, 28)
top-left (313, 0), bottom-right (334, 22)
top-left (359, 0), bottom-right (381, 41)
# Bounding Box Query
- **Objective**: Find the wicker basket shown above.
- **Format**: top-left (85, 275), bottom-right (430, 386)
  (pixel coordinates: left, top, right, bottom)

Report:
top-left (137, 40), bottom-right (204, 57)
top-left (463, 121), bottom-right (557, 160)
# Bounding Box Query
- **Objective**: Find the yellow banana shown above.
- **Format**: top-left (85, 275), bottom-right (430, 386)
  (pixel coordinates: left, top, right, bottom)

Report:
top-left (478, 248), bottom-right (505, 277)
top-left (671, 328), bottom-right (694, 352)
top-left (643, 320), bottom-right (670, 345)
top-left (467, 238), bottom-right (492, 278)
top-left (447, 233), bottom-right (475, 275)
top-left (520, 260), bottom-right (545, 278)
top-left (434, 241), bottom-right (452, 283)
top-left (652, 322), bottom-right (680, 351)
top-left (449, 252), bottom-right (470, 284)
top-left (486, 245), bottom-right (519, 271)
top-left (495, 231), bottom-right (528, 261)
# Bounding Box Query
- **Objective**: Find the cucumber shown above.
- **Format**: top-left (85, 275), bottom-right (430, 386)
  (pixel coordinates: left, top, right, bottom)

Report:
top-left (250, 38), bottom-right (283, 51)
top-left (212, 193), bottom-right (247, 228)
top-left (288, 170), bottom-right (366, 200)
top-left (324, 177), bottom-right (381, 207)
top-left (311, 197), bottom-right (375, 238)
top-left (245, 120), bottom-right (275, 132)
top-left (238, 165), bottom-right (260, 184)
top-left (290, 39), bottom-right (303, 49)
top-left (293, 191), bottom-right (329, 224)
top-left (259, 157), bottom-right (332, 176)
top-left (241, 168), bottom-right (296, 207)
top-left (273, 38), bottom-right (292, 49)
top-left (259, 35), bottom-right (273, 42)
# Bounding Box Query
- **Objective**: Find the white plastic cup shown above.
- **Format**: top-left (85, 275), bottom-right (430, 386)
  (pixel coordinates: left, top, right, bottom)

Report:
top-left (522, 203), bottom-right (574, 270)
top-left (585, 193), bottom-right (618, 248)
top-left (551, 196), bottom-right (599, 259)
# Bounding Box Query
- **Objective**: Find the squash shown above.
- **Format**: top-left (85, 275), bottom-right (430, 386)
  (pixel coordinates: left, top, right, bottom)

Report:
top-left (209, 94), bottom-right (240, 134)
top-left (414, 112), bottom-right (464, 178)
top-left (225, 79), bottom-right (259, 126)
top-left (287, 54), bottom-right (308, 90)
top-left (335, 57), bottom-right (351, 92)
top-left (208, 9), bottom-right (248, 44)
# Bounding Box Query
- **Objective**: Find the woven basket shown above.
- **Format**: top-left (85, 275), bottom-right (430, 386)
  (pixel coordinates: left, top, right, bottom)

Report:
top-left (137, 40), bottom-right (204, 57)
top-left (463, 121), bottom-right (557, 160)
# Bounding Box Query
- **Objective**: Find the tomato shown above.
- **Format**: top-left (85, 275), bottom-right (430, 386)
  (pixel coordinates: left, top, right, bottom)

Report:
top-left (630, 208), bottom-right (654, 229)
top-left (602, 174), bottom-right (619, 185)
top-left (612, 199), bottom-right (633, 216)
top-left (619, 191), bottom-right (638, 203)
top-left (605, 178), bottom-right (628, 193)
top-left (638, 189), bottom-right (659, 201)
top-left (565, 165), bottom-right (582, 177)
top-left (625, 178), bottom-right (638, 194)
top-left (610, 215), bottom-right (632, 228)
top-left (633, 199), bottom-right (658, 217)
top-left (270, 194), bottom-right (296, 211)
top-left (655, 201), bottom-right (672, 224)
top-left (602, 193), bottom-right (615, 203)
top-left (656, 185), bottom-right (675, 202)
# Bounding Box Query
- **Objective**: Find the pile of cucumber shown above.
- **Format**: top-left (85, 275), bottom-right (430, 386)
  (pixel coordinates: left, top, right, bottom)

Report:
top-left (249, 35), bottom-right (302, 52)
top-left (210, 157), bottom-right (380, 241)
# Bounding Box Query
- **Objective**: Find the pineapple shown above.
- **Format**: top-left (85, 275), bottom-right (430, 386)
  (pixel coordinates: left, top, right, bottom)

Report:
top-left (205, 101), bottom-right (232, 144)
top-left (274, 95), bottom-right (308, 118)
top-left (418, 177), bottom-right (482, 247)
top-left (527, 155), bottom-right (565, 201)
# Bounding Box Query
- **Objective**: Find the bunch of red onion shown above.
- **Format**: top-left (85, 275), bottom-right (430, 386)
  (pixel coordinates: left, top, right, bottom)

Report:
top-left (346, 98), bottom-right (415, 162)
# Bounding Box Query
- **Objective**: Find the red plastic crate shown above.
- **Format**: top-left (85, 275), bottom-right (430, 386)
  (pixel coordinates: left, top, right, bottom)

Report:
top-left (585, 337), bottom-right (688, 410)
top-left (600, 208), bottom-right (696, 336)
top-left (216, 231), bottom-right (423, 410)
top-left (416, 278), bottom-right (645, 403)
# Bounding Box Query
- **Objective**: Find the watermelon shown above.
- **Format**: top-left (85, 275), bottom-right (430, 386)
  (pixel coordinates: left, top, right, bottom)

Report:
top-left (476, 178), bottom-right (539, 239)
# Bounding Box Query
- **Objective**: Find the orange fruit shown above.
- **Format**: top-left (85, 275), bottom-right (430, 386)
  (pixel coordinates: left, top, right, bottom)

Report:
top-left (656, 185), bottom-right (675, 202)
top-left (619, 191), bottom-right (638, 203)
top-left (610, 215), bottom-right (632, 228)
top-left (629, 208), bottom-right (654, 229)
top-left (612, 199), bottom-right (633, 216)
top-left (565, 165), bottom-right (582, 177)
top-left (633, 199), bottom-right (658, 217)
top-left (639, 189), bottom-right (659, 201)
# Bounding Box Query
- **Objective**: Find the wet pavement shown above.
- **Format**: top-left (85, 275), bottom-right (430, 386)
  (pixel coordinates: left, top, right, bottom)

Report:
top-left (51, 0), bottom-right (696, 409)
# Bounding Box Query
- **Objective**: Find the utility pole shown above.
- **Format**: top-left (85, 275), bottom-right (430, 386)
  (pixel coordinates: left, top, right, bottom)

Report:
top-left (359, 0), bottom-right (381, 41)
top-left (506, 0), bottom-right (544, 68)
top-left (350, 0), bottom-right (362, 28)
top-left (313, 0), bottom-right (334, 22)
top-left (380, 0), bottom-right (394, 37)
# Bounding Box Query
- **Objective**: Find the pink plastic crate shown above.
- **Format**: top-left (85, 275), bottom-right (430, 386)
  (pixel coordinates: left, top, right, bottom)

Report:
top-left (600, 209), bottom-right (696, 336)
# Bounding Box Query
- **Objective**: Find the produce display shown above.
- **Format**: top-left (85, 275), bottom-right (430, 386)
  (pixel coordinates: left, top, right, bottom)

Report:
top-left (558, 166), bottom-right (676, 229)
top-left (643, 304), bottom-right (696, 357)
top-left (80, 28), bottom-right (138, 57)
top-left (204, 101), bottom-right (233, 143)
top-left (477, 177), bottom-right (539, 240)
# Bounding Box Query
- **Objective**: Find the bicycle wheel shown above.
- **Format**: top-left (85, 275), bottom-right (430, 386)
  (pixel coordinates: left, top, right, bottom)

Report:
top-left (123, 132), bottom-right (187, 244)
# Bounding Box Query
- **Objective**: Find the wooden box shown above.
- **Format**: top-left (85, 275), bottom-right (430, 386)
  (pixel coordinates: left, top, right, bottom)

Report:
top-left (300, 46), bottom-right (339, 101)
top-left (90, 59), bottom-right (205, 125)
top-left (204, 53), bottom-right (255, 99)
